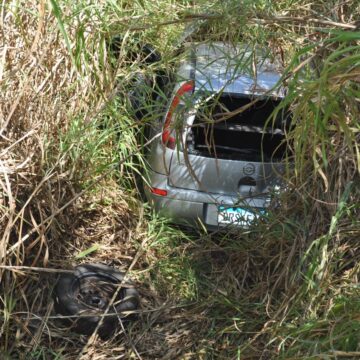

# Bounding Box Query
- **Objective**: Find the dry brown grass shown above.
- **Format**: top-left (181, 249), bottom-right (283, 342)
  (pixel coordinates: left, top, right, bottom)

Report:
top-left (1, 0), bottom-right (360, 359)
top-left (1, 2), bottom-right (138, 358)
top-left (0, 186), bottom-right (203, 358)
top-left (0, 3), bottom-right (211, 357)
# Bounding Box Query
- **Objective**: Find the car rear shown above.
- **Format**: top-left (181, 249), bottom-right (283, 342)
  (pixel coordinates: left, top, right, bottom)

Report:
top-left (145, 43), bottom-right (289, 228)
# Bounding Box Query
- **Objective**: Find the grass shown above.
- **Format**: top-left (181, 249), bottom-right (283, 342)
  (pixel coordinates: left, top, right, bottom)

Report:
top-left (1, 0), bottom-right (359, 359)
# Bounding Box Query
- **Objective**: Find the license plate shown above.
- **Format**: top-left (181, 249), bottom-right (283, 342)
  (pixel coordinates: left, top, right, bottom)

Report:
top-left (218, 206), bottom-right (264, 226)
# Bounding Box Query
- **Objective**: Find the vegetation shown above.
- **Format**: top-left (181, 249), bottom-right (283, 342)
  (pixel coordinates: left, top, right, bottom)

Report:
top-left (0, 0), bottom-right (359, 359)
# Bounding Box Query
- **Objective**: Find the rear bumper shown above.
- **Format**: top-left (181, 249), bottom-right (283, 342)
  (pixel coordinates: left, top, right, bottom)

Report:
top-left (145, 170), bottom-right (270, 229)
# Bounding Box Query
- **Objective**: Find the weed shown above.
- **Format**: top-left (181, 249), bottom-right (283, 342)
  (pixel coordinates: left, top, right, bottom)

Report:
top-left (1, 0), bottom-right (359, 359)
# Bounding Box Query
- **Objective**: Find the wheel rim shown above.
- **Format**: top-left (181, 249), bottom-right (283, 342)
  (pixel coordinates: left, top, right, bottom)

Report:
top-left (72, 273), bottom-right (125, 311)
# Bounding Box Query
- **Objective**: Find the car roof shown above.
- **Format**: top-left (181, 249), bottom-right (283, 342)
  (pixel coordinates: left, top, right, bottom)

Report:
top-left (180, 42), bottom-right (285, 98)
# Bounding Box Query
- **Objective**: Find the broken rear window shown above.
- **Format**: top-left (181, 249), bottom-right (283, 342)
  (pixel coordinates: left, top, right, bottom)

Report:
top-left (186, 95), bottom-right (290, 162)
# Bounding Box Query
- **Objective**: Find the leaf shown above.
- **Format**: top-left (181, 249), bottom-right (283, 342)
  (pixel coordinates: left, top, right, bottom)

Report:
top-left (48, 0), bottom-right (75, 65)
top-left (75, 244), bottom-right (100, 259)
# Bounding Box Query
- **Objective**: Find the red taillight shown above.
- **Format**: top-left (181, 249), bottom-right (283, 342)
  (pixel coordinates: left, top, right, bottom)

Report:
top-left (162, 80), bottom-right (194, 149)
top-left (150, 187), bottom-right (168, 196)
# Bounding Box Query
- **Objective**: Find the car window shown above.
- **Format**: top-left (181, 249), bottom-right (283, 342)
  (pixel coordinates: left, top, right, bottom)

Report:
top-left (185, 95), bottom-right (290, 162)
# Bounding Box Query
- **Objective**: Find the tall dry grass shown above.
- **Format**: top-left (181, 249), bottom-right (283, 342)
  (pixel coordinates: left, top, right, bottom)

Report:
top-left (0, 0), bottom-right (359, 359)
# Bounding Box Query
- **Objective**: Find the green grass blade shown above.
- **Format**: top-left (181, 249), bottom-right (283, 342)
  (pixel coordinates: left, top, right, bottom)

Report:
top-left (75, 244), bottom-right (100, 259)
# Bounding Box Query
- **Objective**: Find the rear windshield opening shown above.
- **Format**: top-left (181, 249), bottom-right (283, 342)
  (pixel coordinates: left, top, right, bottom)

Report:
top-left (187, 95), bottom-right (291, 162)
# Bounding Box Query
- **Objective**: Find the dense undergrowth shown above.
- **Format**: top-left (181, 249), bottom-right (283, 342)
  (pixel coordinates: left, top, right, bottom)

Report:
top-left (0, 0), bottom-right (359, 359)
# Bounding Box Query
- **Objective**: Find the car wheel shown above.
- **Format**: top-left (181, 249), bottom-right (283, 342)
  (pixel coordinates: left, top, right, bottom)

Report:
top-left (53, 264), bottom-right (139, 338)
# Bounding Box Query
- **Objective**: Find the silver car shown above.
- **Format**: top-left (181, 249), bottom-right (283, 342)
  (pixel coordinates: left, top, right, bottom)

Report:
top-left (143, 42), bottom-right (289, 229)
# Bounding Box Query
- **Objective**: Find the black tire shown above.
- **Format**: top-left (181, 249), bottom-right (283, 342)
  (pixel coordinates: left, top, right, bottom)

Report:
top-left (139, 43), bottom-right (162, 64)
top-left (53, 264), bottom-right (139, 338)
top-left (108, 37), bottom-right (166, 121)
top-left (109, 36), bottom-right (161, 65)
top-left (127, 72), bottom-right (155, 121)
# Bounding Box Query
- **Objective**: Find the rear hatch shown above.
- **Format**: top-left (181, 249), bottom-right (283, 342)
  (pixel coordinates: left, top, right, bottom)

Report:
top-left (168, 95), bottom-right (288, 197)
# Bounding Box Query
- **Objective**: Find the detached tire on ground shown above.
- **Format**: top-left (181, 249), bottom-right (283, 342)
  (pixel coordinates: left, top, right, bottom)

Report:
top-left (53, 264), bottom-right (139, 338)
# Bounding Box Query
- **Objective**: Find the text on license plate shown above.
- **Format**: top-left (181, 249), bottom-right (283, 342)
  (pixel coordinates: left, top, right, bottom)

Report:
top-left (218, 206), bottom-right (265, 226)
